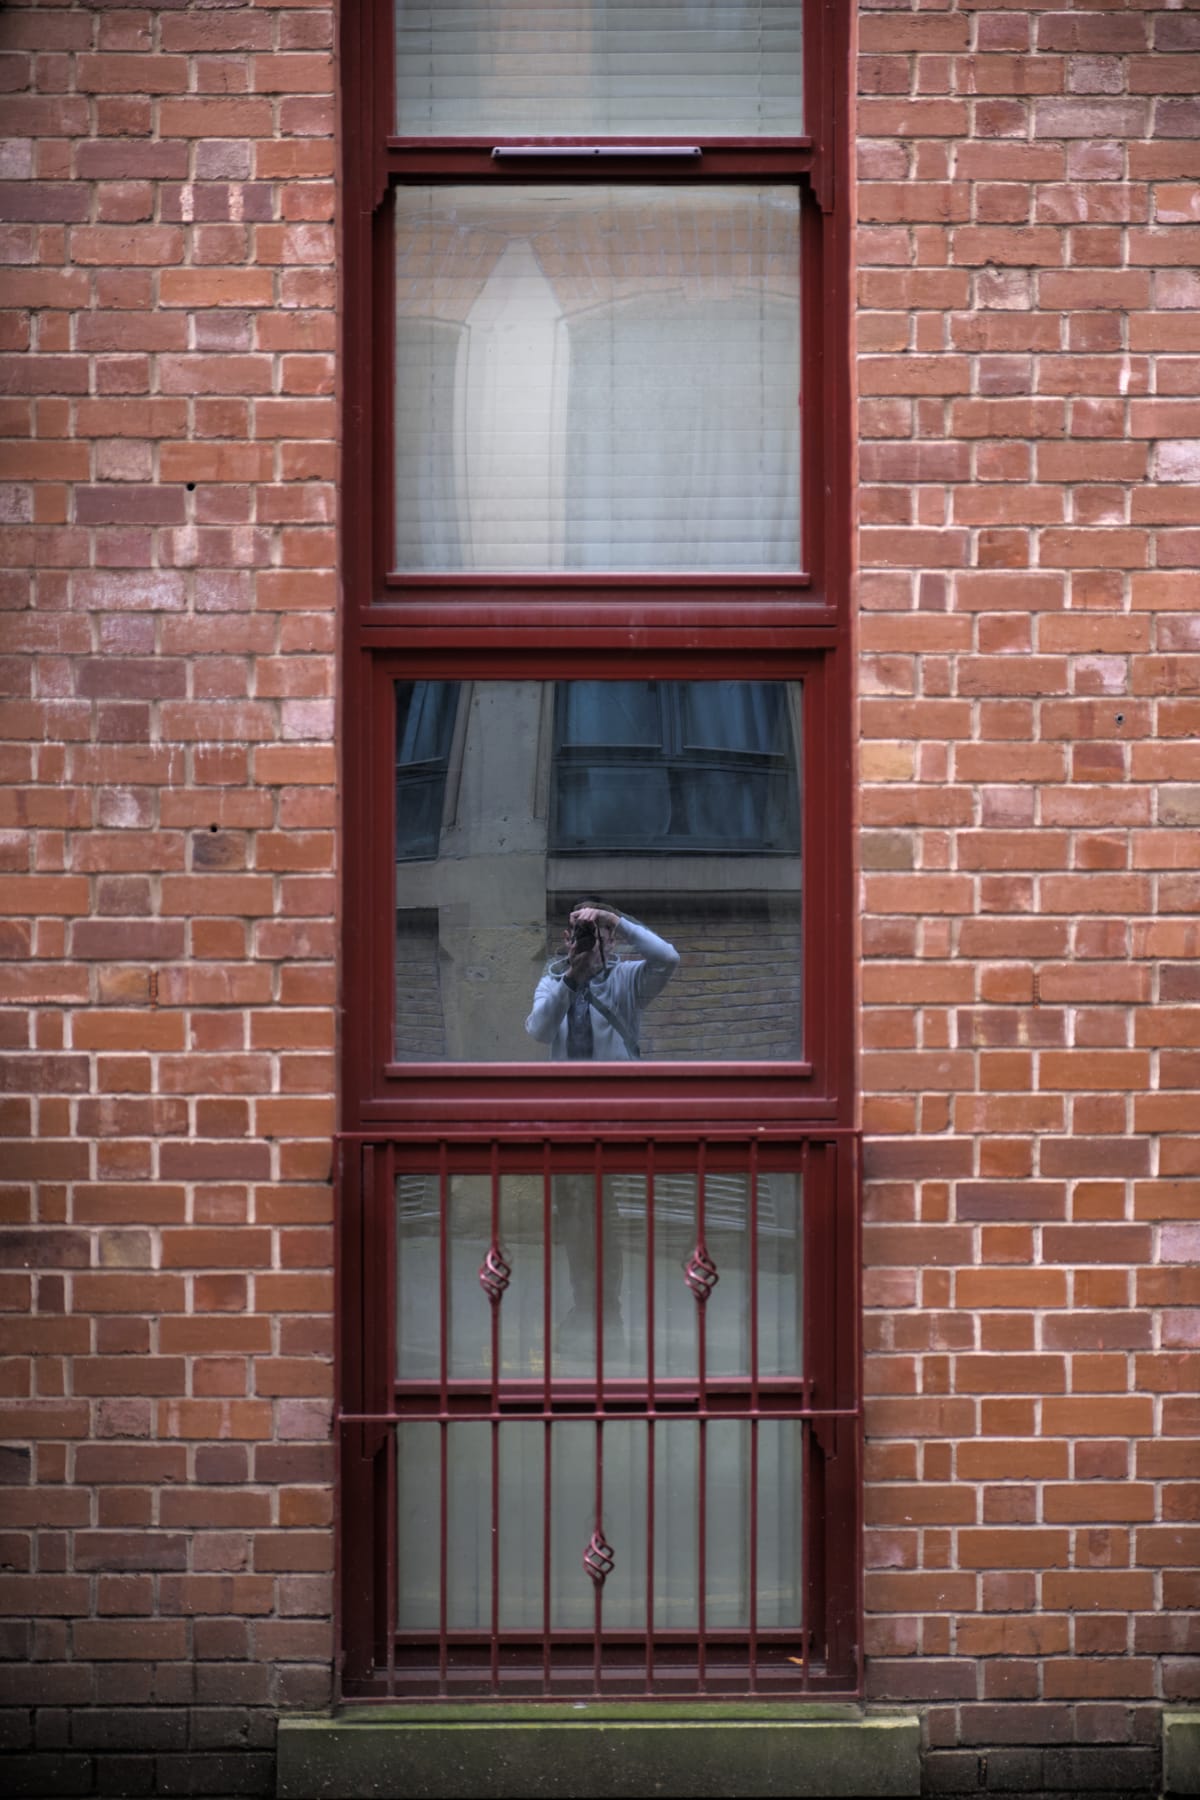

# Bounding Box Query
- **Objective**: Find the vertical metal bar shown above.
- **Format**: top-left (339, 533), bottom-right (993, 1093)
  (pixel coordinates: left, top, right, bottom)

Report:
top-left (749, 1139), bottom-right (760, 1410)
top-left (491, 1413), bottom-right (501, 1695)
top-left (749, 1416), bottom-right (760, 1695)
top-left (437, 1144), bottom-right (449, 1695)
top-left (542, 1145), bottom-right (553, 1696)
top-left (800, 1416), bottom-right (811, 1689)
top-left (438, 1418), bottom-right (448, 1695)
top-left (384, 1145), bottom-right (397, 1697)
top-left (543, 1144), bottom-right (553, 1407)
top-left (385, 1420), bottom-right (398, 1697)
top-left (360, 1144), bottom-right (386, 1678)
top-left (798, 1138), bottom-right (813, 1694)
top-left (594, 1415), bottom-right (604, 1697)
top-left (646, 1141), bottom-right (656, 1400)
top-left (801, 1138), bottom-right (812, 1405)
top-left (359, 1148), bottom-right (376, 1463)
top-left (438, 1143), bottom-right (450, 1408)
top-left (748, 1140), bottom-right (760, 1694)
top-left (490, 1140), bottom-right (502, 1409)
top-left (489, 1141), bottom-right (501, 1695)
top-left (593, 1140), bottom-right (604, 1697)
top-left (593, 1140), bottom-right (604, 1394)
top-left (696, 1141), bottom-right (707, 1694)
top-left (644, 1141), bottom-right (655, 1696)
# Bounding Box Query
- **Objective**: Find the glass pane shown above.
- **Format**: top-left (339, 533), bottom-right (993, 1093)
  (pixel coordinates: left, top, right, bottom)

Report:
top-left (397, 1421), bottom-right (546, 1631)
top-left (394, 679), bottom-right (803, 1062)
top-left (396, 1172), bottom-right (495, 1382)
top-left (396, 1420), bottom-right (441, 1630)
top-left (397, 1165), bottom-right (803, 1384)
top-left (396, 1418), bottom-right (804, 1634)
top-left (654, 1420), bottom-right (697, 1629)
top-left (394, 186), bottom-right (801, 573)
top-left (561, 681), bottom-right (662, 749)
top-left (757, 1171), bottom-right (803, 1378)
top-left (757, 1419), bottom-right (804, 1629)
top-left (604, 1420), bottom-right (807, 1635)
top-left (395, 1), bottom-right (804, 138)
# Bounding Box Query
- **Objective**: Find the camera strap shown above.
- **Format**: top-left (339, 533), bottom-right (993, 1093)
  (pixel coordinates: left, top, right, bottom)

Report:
top-left (584, 986), bottom-right (640, 1059)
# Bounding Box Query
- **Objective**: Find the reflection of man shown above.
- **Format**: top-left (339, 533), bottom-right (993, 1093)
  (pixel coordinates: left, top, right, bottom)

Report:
top-left (525, 899), bottom-right (680, 1061)
top-left (526, 901), bottom-right (680, 1358)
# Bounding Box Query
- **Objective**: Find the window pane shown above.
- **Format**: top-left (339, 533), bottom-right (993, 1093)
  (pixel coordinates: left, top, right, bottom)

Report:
top-left (395, 1166), bottom-right (803, 1385)
top-left (394, 1156), bottom-right (805, 1639)
top-left (394, 185), bottom-right (801, 573)
top-left (395, 1), bottom-right (804, 138)
top-left (393, 678), bottom-right (803, 1061)
top-left (560, 682), bottom-right (662, 749)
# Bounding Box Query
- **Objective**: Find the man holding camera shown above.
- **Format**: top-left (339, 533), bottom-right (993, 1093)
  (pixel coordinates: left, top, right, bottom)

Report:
top-left (525, 900), bottom-right (680, 1360)
top-left (525, 899), bottom-right (680, 1062)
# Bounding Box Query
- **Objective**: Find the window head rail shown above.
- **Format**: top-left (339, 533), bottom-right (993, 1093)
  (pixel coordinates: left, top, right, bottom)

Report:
top-left (492, 145), bottom-right (703, 160)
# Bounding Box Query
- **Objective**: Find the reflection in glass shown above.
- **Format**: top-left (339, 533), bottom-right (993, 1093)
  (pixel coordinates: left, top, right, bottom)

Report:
top-left (554, 681), bottom-right (799, 852)
top-left (394, 1), bottom-right (804, 139)
top-left (394, 186), bottom-right (801, 573)
top-left (393, 679), bottom-right (803, 1063)
top-left (395, 681), bottom-right (458, 860)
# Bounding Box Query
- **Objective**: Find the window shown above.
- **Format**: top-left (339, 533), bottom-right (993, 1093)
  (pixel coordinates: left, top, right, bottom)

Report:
top-left (341, 0), bottom-right (856, 1701)
top-left (551, 680), bottom-right (801, 854)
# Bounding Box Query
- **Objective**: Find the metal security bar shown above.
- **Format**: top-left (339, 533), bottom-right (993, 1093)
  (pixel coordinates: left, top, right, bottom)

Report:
top-left (337, 1132), bottom-right (861, 1701)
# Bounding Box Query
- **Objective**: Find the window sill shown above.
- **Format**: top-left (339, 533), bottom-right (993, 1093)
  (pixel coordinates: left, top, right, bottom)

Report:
top-left (277, 1704), bottom-right (920, 1798)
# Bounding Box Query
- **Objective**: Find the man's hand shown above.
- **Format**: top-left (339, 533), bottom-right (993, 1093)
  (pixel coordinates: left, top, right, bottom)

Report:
top-left (570, 904), bottom-right (618, 936)
top-left (564, 905), bottom-right (619, 987)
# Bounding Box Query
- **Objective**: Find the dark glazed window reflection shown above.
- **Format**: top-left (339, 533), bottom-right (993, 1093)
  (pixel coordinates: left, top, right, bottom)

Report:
top-left (394, 679), bottom-right (802, 1062)
top-left (395, 681), bottom-right (458, 860)
top-left (553, 680), bottom-right (800, 853)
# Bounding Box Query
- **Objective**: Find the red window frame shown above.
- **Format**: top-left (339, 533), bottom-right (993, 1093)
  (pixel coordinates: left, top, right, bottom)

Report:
top-left (338, 0), bottom-right (859, 1702)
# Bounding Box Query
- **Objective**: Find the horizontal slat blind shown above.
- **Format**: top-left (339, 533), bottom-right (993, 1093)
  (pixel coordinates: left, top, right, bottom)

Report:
top-left (393, 185), bottom-right (801, 572)
top-left (394, 1), bottom-right (804, 138)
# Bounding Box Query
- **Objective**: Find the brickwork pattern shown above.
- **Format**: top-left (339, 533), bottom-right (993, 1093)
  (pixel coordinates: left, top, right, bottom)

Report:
top-left (2, 0), bottom-right (1198, 1794)
top-left (857, 4), bottom-right (1199, 1791)
top-left (0, 2), bottom-right (337, 1792)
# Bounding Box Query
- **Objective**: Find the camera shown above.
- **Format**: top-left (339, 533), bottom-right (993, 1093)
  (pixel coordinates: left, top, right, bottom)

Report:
top-left (571, 919), bottom-right (597, 953)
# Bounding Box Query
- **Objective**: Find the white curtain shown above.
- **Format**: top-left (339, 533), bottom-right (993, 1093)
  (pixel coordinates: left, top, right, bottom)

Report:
top-left (395, 0), bottom-right (804, 138)
top-left (394, 185), bottom-right (801, 573)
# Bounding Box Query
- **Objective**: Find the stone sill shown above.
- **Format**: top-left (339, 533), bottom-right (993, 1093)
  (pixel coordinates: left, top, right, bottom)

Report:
top-left (1165, 1709), bottom-right (1200, 1799)
top-left (277, 1703), bottom-right (921, 1798)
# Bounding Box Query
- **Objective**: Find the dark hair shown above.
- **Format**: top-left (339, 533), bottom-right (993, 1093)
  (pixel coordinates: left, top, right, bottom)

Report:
top-left (571, 896), bottom-right (618, 919)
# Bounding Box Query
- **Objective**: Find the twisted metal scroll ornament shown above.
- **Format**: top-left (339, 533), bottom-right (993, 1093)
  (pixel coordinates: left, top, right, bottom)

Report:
top-left (583, 1529), bottom-right (615, 1587)
top-left (477, 1245), bottom-right (511, 1304)
top-left (684, 1244), bottom-right (719, 1302)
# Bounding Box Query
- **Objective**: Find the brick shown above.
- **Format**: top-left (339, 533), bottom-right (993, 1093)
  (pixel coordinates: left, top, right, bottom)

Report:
top-left (0, 0), bottom-right (1191, 1756)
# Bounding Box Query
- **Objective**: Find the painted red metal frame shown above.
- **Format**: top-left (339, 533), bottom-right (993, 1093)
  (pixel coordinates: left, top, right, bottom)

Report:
top-left (337, 0), bottom-right (859, 1704)
top-left (339, 1130), bottom-right (861, 1700)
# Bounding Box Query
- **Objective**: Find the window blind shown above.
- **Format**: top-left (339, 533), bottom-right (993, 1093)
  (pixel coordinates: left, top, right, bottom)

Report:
top-left (395, 0), bottom-right (804, 138)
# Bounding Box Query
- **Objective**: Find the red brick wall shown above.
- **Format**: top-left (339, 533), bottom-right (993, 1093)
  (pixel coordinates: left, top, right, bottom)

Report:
top-left (858, 3), bottom-right (1198, 1790)
top-left (1, 2), bottom-right (337, 1790)
top-left (2, 0), bottom-right (1196, 1793)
